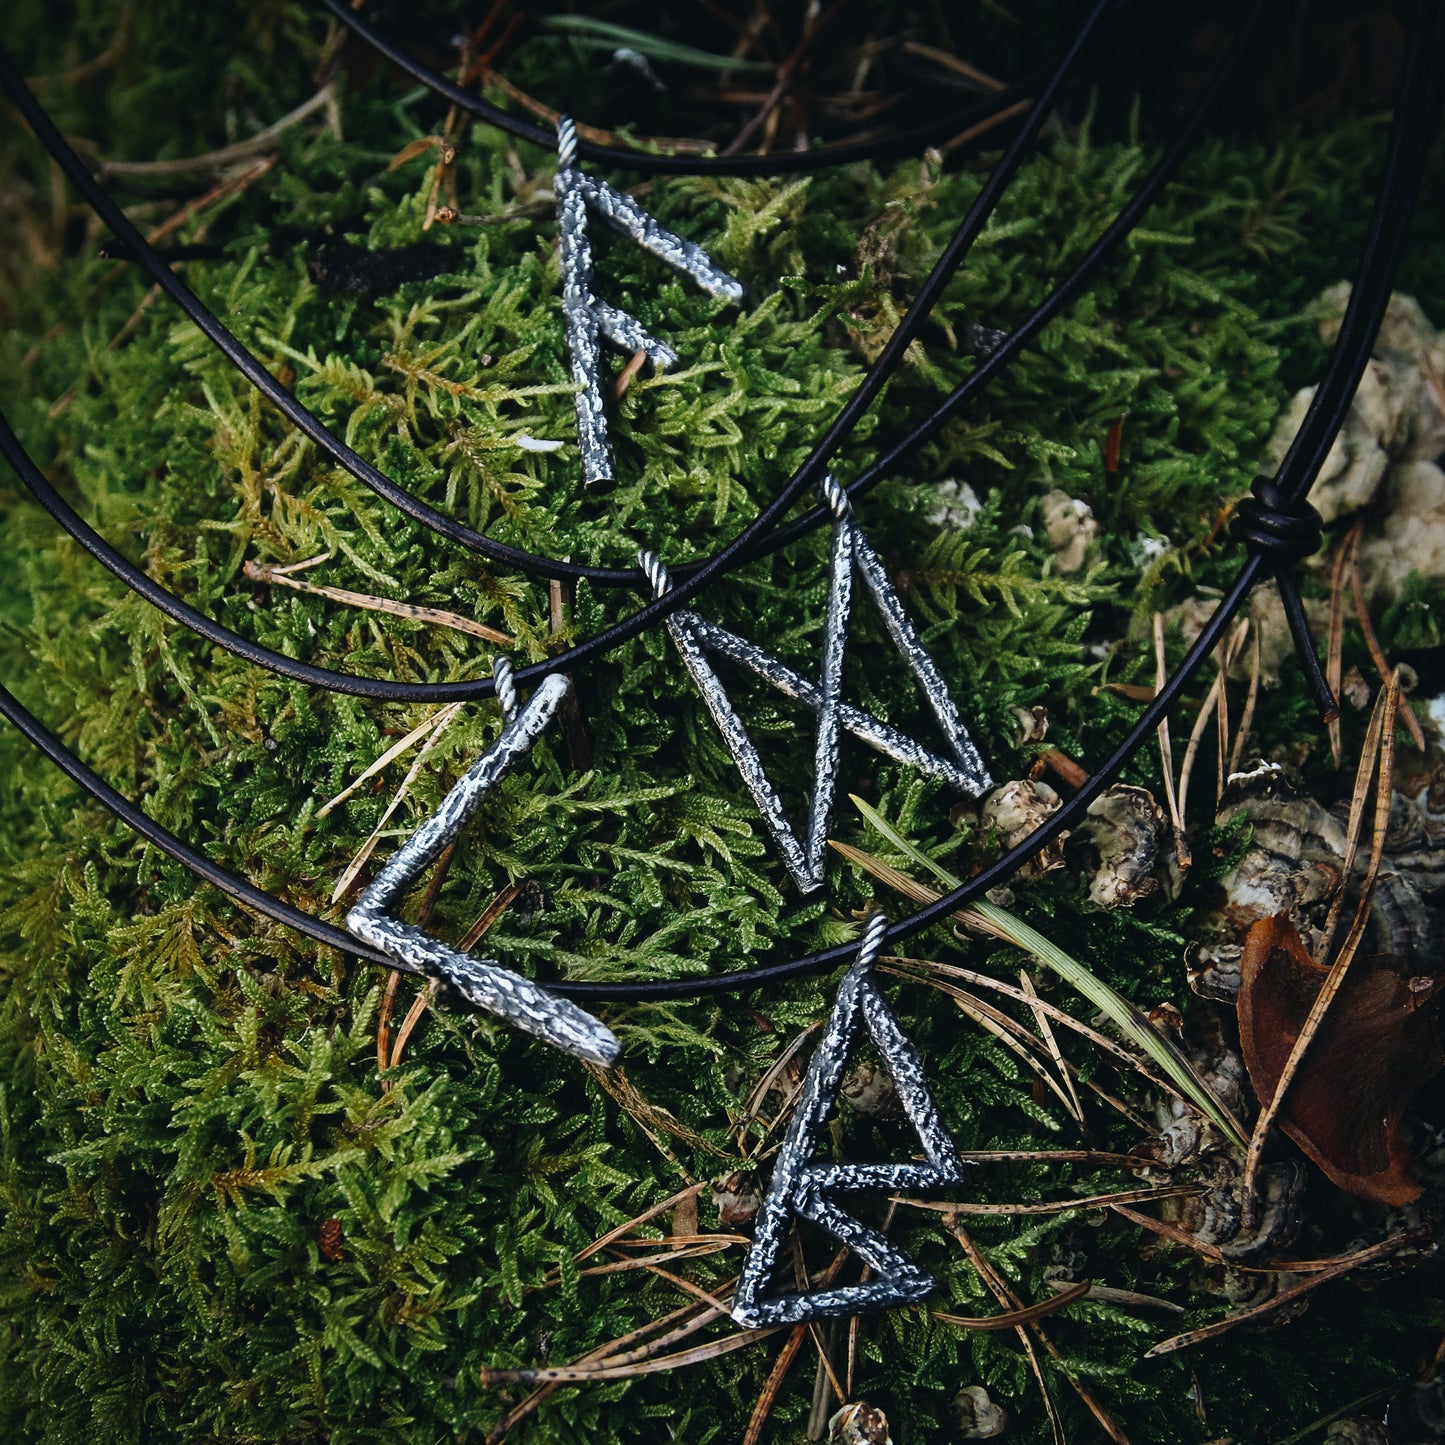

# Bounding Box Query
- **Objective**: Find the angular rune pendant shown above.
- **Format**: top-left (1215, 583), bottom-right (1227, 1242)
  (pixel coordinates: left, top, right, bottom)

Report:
top-left (346, 658), bottom-right (620, 1068)
top-left (732, 911), bottom-right (969, 1326)
top-left (554, 115), bottom-right (743, 485)
top-left (640, 473), bottom-right (991, 893)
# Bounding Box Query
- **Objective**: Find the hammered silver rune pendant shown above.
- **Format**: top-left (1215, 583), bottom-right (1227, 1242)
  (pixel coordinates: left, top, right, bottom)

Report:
top-left (554, 115), bottom-right (743, 485)
top-left (732, 911), bottom-right (970, 1327)
top-left (640, 473), bottom-right (991, 894)
top-left (345, 658), bottom-right (620, 1068)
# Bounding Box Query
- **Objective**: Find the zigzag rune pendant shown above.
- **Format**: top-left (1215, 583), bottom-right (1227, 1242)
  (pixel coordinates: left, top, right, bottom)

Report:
top-left (732, 911), bottom-right (970, 1326)
top-left (640, 473), bottom-right (992, 893)
top-left (346, 658), bottom-right (620, 1068)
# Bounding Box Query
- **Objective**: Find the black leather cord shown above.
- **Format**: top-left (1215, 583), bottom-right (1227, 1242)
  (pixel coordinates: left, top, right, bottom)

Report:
top-left (11, 0), bottom-right (1427, 1013)
top-left (1, 0), bottom-right (1235, 707)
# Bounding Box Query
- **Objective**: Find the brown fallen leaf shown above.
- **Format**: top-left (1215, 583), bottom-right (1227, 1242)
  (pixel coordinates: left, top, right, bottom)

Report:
top-left (1238, 914), bottom-right (1444, 1205)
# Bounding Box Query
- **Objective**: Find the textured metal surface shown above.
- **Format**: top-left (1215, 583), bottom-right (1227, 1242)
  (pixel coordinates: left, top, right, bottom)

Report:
top-left (346, 661), bottom-right (620, 1068)
top-left (554, 116), bottom-right (742, 485)
top-left (731, 912), bottom-right (970, 1327)
top-left (640, 474), bottom-right (990, 893)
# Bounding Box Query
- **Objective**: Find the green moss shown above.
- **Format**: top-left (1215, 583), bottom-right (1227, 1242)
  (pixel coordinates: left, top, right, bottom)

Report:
top-left (0, 4), bottom-right (1441, 1441)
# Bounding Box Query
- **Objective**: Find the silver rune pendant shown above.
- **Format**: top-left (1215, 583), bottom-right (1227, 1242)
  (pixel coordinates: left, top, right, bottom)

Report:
top-left (346, 658), bottom-right (621, 1068)
top-left (640, 473), bottom-right (991, 893)
top-left (554, 115), bottom-right (743, 485)
top-left (732, 911), bottom-right (969, 1326)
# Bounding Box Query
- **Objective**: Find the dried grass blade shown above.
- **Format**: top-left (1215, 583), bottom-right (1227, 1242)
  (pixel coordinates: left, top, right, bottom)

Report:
top-left (1020, 968), bottom-right (1084, 1124)
top-left (1349, 532), bottom-right (1424, 747)
top-left (387, 977), bottom-right (437, 1070)
top-left (1154, 611), bottom-right (1190, 866)
top-left (934, 1279), bottom-right (1091, 1331)
top-left (574, 1181), bottom-right (707, 1264)
top-left (888, 956), bottom-right (1143, 1075)
top-left (1230, 624), bottom-right (1263, 775)
top-left (911, 973), bottom-right (1080, 1119)
top-left (319, 702), bottom-right (462, 819)
top-left (1325, 526), bottom-right (1356, 767)
top-left (736, 1021), bottom-right (821, 1151)
top-left (329, 701), bottom-right (466, 902)
top-left (457, 880), bottom-right (526, 953)
top-left (245, 559), bottom-right (512, 643)
top-left (950, 1219), bottom-right (1067, 1445)
top-left (743, 1327), bottom-right (809, 1445)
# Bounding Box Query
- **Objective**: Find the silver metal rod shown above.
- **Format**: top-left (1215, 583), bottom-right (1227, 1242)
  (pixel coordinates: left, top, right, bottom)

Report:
top-left (346, 663), bottom-right (620, 1068)
top-left (553, 116), bottom-right (741, 485)
top-left (732, 913), bottom-right (970, 1326)
top-left (577, 173), bottom-right (744, 302)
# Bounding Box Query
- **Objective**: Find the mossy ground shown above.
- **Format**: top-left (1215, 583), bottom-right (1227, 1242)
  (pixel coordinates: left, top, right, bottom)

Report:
top-left (0, 4), bottom-right (1441, 1442)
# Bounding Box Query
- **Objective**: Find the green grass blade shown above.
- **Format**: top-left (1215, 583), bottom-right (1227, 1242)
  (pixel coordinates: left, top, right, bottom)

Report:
top-left (542, 17), bottom-right (771, 73)
top-left (846, 795), bottom-right (1249, 1150)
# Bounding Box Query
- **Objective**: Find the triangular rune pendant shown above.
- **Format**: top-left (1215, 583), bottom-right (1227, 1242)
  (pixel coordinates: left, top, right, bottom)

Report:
top-left (731, 912), bottom-right (969, 1326)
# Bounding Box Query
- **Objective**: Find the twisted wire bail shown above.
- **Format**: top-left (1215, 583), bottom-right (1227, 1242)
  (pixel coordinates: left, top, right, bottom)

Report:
top-left (556, 115), bottom-right (578, 170)
top-left (818, 471), bottom-right (852, 522)
top-left (855, 908), bottom-right (890, 972)
top-left (492, 655), bottom-right (518, 723)
top-left (1231, 474), bottom-right (1337, 723)
top-left (637, 549), bottom-right (672, 599)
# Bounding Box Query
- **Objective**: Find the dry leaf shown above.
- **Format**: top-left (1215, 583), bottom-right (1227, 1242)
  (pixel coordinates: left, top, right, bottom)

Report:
top-left (1237, 914), bottom-right (1443, 1204)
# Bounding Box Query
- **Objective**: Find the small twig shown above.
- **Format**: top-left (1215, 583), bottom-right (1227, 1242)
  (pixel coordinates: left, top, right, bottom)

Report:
top-left (245, 558), bottom-right (512, 644)
top-left (1039, 747), bottom-right (1089, 789)
top-left (610, 348), bottom-right (649, 402)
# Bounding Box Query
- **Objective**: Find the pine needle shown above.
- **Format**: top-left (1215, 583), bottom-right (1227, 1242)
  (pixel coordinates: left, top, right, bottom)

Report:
top-left (1145, 1231), bottom-right (1424, 1356)
top-left (245, 558), bottom-right (512, 643)
top-left (933, 1278), bottom-right (1091, 1331)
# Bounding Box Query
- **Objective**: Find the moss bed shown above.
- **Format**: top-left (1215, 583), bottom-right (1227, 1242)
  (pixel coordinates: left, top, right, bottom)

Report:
top-left (0, 4), bottom-right (1441, 1441)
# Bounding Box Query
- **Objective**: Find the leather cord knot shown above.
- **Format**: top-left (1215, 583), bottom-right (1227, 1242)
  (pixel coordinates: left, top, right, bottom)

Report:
top-left (1230, 475), bottom-right (1338, 724)
top-left (1232, 475), bottom-right (1323, 566)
